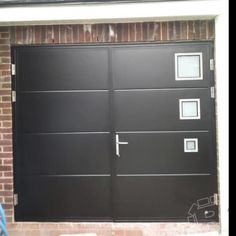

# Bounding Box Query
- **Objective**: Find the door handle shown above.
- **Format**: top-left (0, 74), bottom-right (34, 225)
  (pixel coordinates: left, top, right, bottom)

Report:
top-left (116, 134), bottom-right (128, 157)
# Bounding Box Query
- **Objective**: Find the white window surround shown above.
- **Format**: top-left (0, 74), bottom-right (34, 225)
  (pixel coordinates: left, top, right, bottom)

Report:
top-left (179, 98), bottom-right (201, 120)
top-left (0, 0), bottom-right (228, 235)
top-left (184, 138), bottom-right (198, 152)
top-left (175, 52), bottom-right (203, 81)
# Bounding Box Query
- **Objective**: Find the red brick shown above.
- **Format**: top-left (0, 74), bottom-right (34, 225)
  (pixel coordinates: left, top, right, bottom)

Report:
top-left (153, 22), bottom-right (161, 41)
top-left (180, 21), bottom-right (188, 40)
top-left (0, 178), bottom-right (13, 184)
top-left (78, 25), bottom-right (85, 43)
top-left (0, 128), bottom-right (12, 133)
top-left (3, 159), bottom-right (13, 165)
top-left (4, 197), bottom-right (13, 203)
top-left (129, 23), bottom-right (136, 42)
top-left (207, 20), bottom-right (215, 39)
top-left (0, 64), bottom-right (10, 70)
top-left (125, 230), bottom-right (143, 236)
top-left (46, 25), bottom-right (53, 44)
top-left (91, 24), bottom-right (98, 43)
top-left (2, 108), bottom-right (11, 115)
top-left (34, 26), bottom-right (42, 44)
top-left (6, 216), bottom-right (13, 222)
top-left (0, 139), bottom-right (12, 145)
top-left (66, 25), bottom-right (73, 43)
top-left (1, 71), bottom-right (11, 76)
top-left (72, 25), bottom-right (79, 43)
top-left (4, 171), bottom-right (13, 177)
top-left (194, 20), bottom-right (200, 40)
top-left (60, 25), bottom-right (67, 43)
top-left (2, 96), bottom-right (11, 101)
top-left (0, 116), bottom-right (11, 121)
top-left (199, 20), bottom-right (207, 39)
top-left (161, 22), bottom-right (168, 40)
top-left (53, 25), bottom-right (60, 44)
top-left (0, 33), bottom-right (10, 39)
top-left (0, 45), bottom-right (10, 51)
top-left (109, 24), bottom-right (117, 42)
top-left (0, 102), bottom-right (11, 108)
top-left (0, 191), bottom-right (13, 196)
top-left (84, 25), bottom-right (92, 43)
top-left (4, 184), bottom-right (13, 191)
top-left (0, 57), bottom-right (10, 64)
top-left (0, 52), bottom-right (10, 57)
top-left (0, 153), bottom-right (12, 158)
top-left (142, 22), bottom-right (148, 41)
top-left (0, 27), bottom-right (9, 33)
top-left (123, 24), bottom-right (129, 42)
top-left (136, 23), bottom-right (142, 42)
top-left (1, 203), bottom-right (13, 209)
top-left (0, 166), bottom-right (12, 171)
top-left (1, 121), bottom-right (12, 127)
top-left (117, 24), bottom-right (122, 42)
top-left (2, 83), bottom-right (11, 89)
top-left (0, 39), bottom-right (10, 44)
top-left (3, 134), bottom-right (12, 140)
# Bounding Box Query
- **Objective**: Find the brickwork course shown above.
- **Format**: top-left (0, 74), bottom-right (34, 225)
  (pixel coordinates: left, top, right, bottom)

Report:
top-left (0, 20), bottom-right (219, 235)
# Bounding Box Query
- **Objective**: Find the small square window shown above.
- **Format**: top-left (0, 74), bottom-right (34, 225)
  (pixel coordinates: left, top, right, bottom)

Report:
top-left (175, 53), bottom-right (203, 80)
top-left (184, 138), bottom-right (198, 152)
top-left (179, 99), bottom-right (201, 120)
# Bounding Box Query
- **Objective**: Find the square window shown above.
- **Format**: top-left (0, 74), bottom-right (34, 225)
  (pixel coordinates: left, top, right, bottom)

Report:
top-left (175, 53), bottom-right (203, 80)
top-left (179, 99), bottom-right (201, 120)
top-left (184, 138), bottom-right (198, 152)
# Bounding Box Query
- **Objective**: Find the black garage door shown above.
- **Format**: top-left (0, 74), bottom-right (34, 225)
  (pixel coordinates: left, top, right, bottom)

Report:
top-left (12, 42), bottom-right (218, 222)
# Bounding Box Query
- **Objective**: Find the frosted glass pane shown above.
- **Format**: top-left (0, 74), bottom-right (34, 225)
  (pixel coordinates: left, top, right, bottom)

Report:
top-left (178, 55), bottom-right (200, 78)
top-left (182, 101), bottom-right (198, 117)
top-left (186, 141), bottom-right (196, 150)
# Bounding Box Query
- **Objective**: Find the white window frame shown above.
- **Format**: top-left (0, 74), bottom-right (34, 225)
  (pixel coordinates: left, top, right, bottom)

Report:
top-left (179, 98), bottom-right (201, 120)
top-left (175, 52), bottom-right (203, 81)
top-left (184, 138), bottom-right (199, 152)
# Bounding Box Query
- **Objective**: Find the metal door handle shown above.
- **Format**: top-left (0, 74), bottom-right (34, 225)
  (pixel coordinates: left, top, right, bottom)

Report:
top-left (116, 134), bottom-right (128, 157)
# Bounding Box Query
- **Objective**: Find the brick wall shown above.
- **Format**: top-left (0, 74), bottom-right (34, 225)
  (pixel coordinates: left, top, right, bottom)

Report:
top-left (0, 21), bottom-right (219, 236)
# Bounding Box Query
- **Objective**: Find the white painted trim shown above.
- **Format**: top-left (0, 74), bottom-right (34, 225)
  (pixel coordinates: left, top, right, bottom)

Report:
top-left (179, 98), bottom-right (201, 120)
top-left (184, 138), bottom-right (199, 152)
top-left (0, 0), bottom-right (228, 235)
top-left (215, 5), bottom-right (229, 236)
top-left (0, 0), bottom-right (221, 26)
top-left (175, 53), bottom-right (203, 81)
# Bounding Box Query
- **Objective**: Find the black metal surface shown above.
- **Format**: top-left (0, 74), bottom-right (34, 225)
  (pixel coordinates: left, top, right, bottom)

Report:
top-left (115, 175), bottom-right (218, 222)
top-left (19, 134), bottom-right (111, 175)
top-left (116, 132), bottom-right (213, 174)
top-left (114, 89), bottom-right (211, 131)
top-left (12, 42), bottom-right (217, 222)
top-left (17, 47), bottom-right (109, 91)
top-left (16, 176), bottom-right (112, 221)
top-left (19, 92), bottom-right (109, 133)
top-left (112, 44), bottom-right (212, 89)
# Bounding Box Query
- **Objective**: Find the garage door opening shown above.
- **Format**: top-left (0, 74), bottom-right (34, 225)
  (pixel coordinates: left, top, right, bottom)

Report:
top-left (12, 42), bottom-right (218, 222)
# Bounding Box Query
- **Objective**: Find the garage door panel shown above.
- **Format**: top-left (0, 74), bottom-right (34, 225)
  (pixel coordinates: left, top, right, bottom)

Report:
top-left (115, 89), bottom-right (211, 131)
top-left (115, 176), bottom-right (218, 221)
top-left (17, 47), bottom-right (109, 91)
top-left (15, 176), bottom-right (112, 221)
top-left (116, 132), bottom-right (212, 174)
top-left (19, 133), bottom-right (111, 175)
top-left (112, 44), bottom-right (211, 89)
top-left (19, 92), bottom-right (109, 133)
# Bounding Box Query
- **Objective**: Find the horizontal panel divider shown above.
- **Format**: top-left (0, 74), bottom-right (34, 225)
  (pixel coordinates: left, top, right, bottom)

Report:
top-left (116, 173), bottom-right (211, 177)
top-left (23, 174), bottom-right (111, 177)
top-left (20, 132), bottom-right (111, 135)
top-left (20, 90), bottom-right (109, 93)
top-left (116, 130), bottom-right (209, 134)
top-left (114, 88), bottom-right (209, 92)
